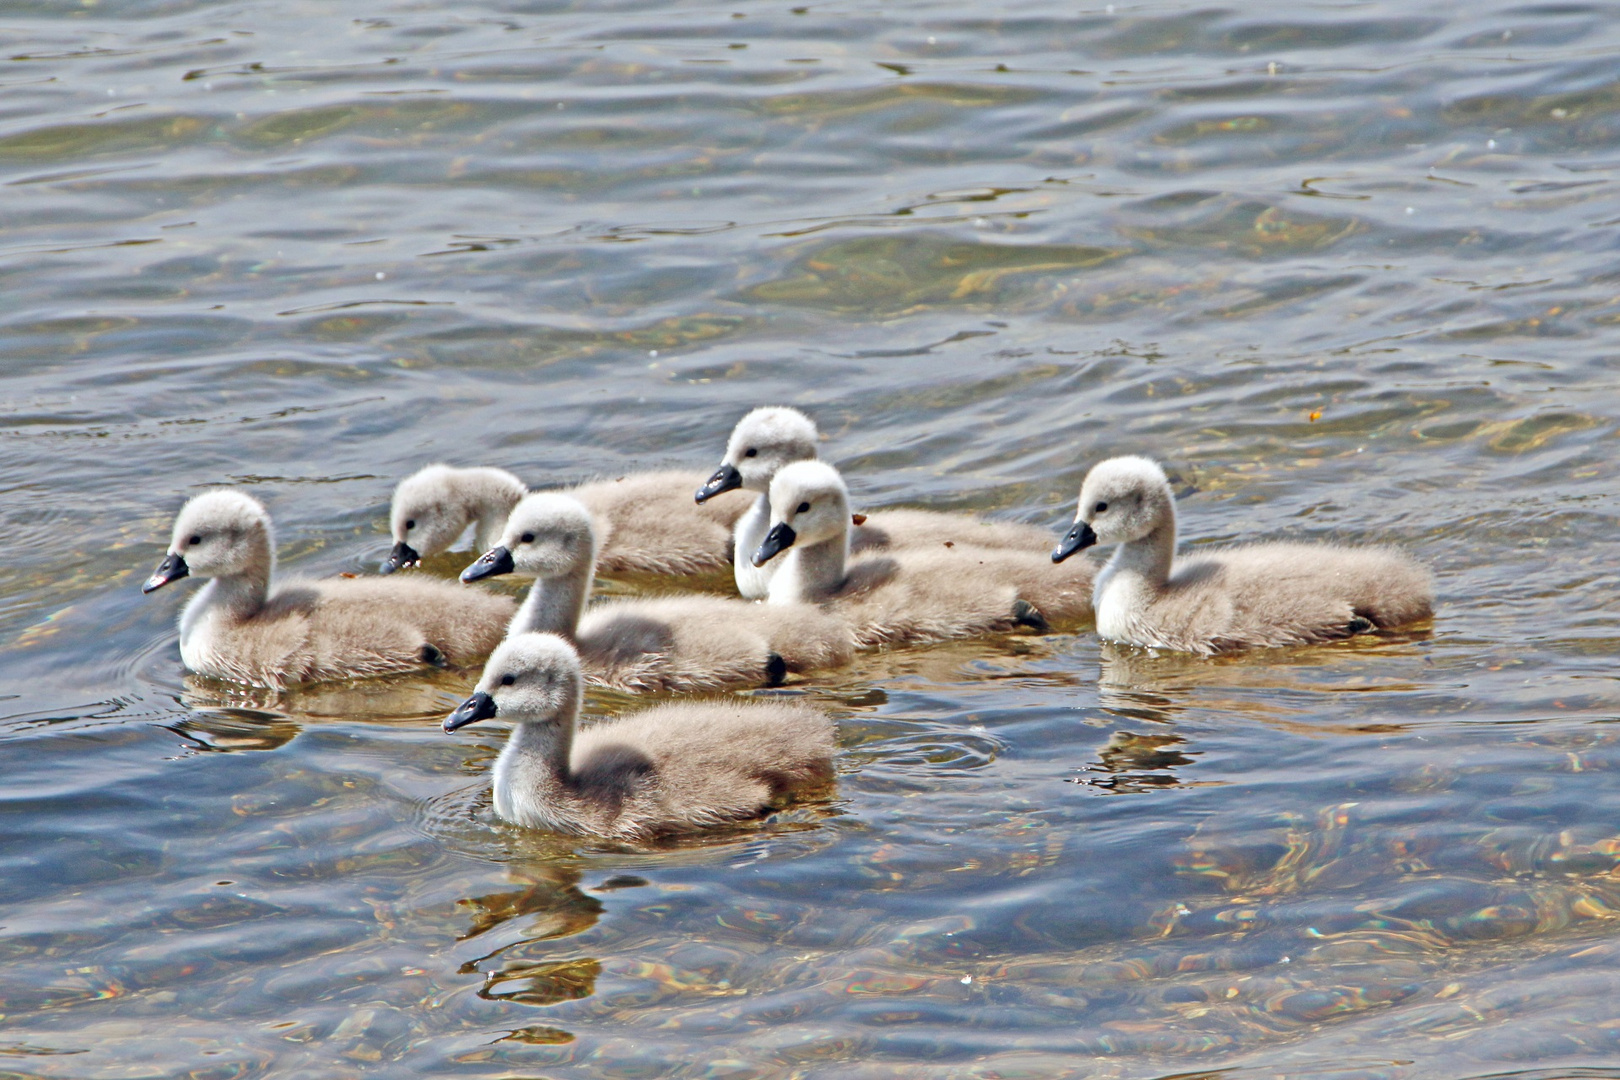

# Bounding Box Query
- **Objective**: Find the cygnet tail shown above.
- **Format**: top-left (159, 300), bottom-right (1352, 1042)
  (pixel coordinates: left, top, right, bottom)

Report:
top-left (1347, 547), bottom-right (1435, 629)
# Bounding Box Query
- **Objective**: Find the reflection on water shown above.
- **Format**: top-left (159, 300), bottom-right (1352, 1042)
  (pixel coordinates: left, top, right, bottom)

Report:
top-left (167, 707), bottom-right (301, 754)
top-left (1081, 730), bottom-right (1197, 793)
top-left (2, 0), bottom-right (1619, 1075)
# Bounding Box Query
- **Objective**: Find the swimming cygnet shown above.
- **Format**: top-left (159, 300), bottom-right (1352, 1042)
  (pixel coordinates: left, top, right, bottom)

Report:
top-left (749, 461), bottom-right (1094, 647)
top-left (383, 464), bottom-right (526, 574)
top-left (444, 633), bottom-right (836, 840)
top-left (144, 490), bottom-right (516, 689)
top-left (461, 492), bottom-right (855, 692)
top-left (383, 463), bottom-right (745, 577)
top-left (695, 406), bottom-right (1055, 599)
top-left (1051, 456), bottom-right (1434, 655)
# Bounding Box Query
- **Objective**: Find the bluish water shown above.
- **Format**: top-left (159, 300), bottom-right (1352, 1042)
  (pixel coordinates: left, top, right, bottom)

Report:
top-left (2, 0), bottom-right (1618, 1076)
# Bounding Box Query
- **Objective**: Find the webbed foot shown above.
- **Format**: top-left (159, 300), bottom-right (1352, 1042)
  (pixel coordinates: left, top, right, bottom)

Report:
top-left (764, 652), bottom-right (788, 687)
top-left (1012, 599), bottom-right (1051, 633)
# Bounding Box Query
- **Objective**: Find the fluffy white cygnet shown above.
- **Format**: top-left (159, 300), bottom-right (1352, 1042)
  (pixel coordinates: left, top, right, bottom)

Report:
top-left (384, 464), bottom-right (527, 573)
top-left (444, 633), bottom-right (836, 840)
top-left (144, 490), bottom-right (515, 689)
top-left (695, 406), bottom-right (1054, 599)
top-left (461, 492), bottom-right (855, 692)
top-left (1052, 456), bottom-right (1434, 654)
top-left (384, 463), bottom-right (746, 577)
top-left (750, 461), bottom-right (1094, 647)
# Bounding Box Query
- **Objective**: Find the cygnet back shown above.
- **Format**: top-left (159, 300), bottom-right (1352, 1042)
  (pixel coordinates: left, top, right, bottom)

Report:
top-left (1053, 455), bottom-right (1434, 654)
top-left (445, 633), bottom-right (836, 840)
top-left (569, 470), bottom-right (745, 577)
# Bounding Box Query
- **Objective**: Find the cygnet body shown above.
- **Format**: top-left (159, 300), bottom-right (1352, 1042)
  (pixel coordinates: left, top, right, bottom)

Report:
top-left (462, 492), bottom-right (854, 692)
top-left (384, 463), bottom-right (745, 577)
top-left (1052, 456), bottom-right (1434, 654)
top-left (695, 406), bottom-right (1054, 599)
top-left (750, 461), bottom-right (1093, 647)
top-left (444, 633), bottom-right (836, 840)
top-left (145, 490), bottom-right (515, 689)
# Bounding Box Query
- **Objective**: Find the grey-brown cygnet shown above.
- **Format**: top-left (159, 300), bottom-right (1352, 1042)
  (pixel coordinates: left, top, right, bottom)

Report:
top-left (384, 463), bottom-right (745, 577)
top-left (444, 633), bottom-right (836, 840)
top-left (461, 492), bottom-right (855, 692)
top-left (695, 406), bottom-right (1054, 599)
top-left (144, 490), bottom-right (515, 689)
top-left (1052, 456), bottom-right (1434, 654)
top-left (749, 461), bottom-right (1094, 647)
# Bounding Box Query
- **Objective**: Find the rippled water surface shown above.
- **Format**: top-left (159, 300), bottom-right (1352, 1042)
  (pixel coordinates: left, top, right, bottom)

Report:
top-left (3, 0), bottom-right (1619, 1076)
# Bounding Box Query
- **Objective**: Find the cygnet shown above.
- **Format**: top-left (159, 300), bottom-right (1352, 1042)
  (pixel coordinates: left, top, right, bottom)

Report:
top-left (695, 406), bottom-right (1054, 598)
top-left (444, 633), bottom-right (836, 840)
top-left (1052, 455), bottom-right (1434, 654)
top-left (144, 490), bottom-right (516, 689)
top-left (461, 492), bottom-right (855, 692)
top-left (750, 461), bottom-right (1093, 647)
top-left (383, 464), bottom-right (526, 573)
top-left (384, 463), bottom-right (745, 577)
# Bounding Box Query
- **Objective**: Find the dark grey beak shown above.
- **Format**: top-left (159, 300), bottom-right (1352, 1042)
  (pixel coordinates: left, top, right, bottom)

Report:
top-left (143, 552), bottom-right (189, 594)
top-left (751, 522), bottom-right (796, 567)
top-left (381, 540), bottom-right (421, 575)
top-left (1052, 521), bottom-right (1098, 564)
top-left (695, 463), bottom-right (742, 504)
top-left (461, 545), bottom-right (515, 583)
top-left (444, 690), bottom-right (498, 732)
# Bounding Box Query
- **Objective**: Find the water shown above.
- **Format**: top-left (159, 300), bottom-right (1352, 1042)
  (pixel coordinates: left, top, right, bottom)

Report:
top-left (2, 0), bottom-right (1618, 1075)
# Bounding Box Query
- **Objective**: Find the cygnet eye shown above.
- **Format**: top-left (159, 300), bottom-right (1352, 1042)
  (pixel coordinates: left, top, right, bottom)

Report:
top-left (796, 501), bottom-right (811, 514)
top-left (500, 673), bottom-right (516, 686)
top-left (188, 534), bottom-right (202, 546)
top-left (520, 532), bottom-right (535, 544)
top-left (1094, 501), bottom-right (1108, 514)
top-left (744, 448), bottom-right (758, 458)
top-left (405, 519), bottom-right (416, 530)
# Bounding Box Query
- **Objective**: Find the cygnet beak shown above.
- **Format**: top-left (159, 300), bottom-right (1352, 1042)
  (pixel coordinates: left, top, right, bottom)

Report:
top-left (1051, 521), bottom-right (1098, 563)
top-left (444, 690), bottom-right (498, 732)
top-left (461, 545), bottom-right (515, 583)
top-left (751, 521), bottom-right (796, 567)
top-left (694, 463), bottom-right (742, 503)
top-left (143, 552), bottom-right (189, 594)
top-left (381, 540), bottom-right (421, 575)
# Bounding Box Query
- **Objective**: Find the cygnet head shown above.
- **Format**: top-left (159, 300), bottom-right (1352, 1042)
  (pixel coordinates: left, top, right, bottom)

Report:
top-left (385, 464), bottom-right (525, 574)
top-left (751, 460), bottom-right (851, 566)
top-left (1052, 456), bottom-right (1174, 563)
top-left (444, 632), bottom-right (582, 732)
top-left (144, 489), bottom-right (274, 593)
top-left (695, 406), bottom-right (819, 503)
top-left (461, 493), bottom-right (597, 584)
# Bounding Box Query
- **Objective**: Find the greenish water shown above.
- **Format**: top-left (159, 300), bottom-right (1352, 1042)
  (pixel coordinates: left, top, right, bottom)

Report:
top-left (2, 0), bottom-right (1619, 1076)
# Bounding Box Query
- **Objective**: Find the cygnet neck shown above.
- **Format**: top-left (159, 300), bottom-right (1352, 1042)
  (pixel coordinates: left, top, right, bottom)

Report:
top-left (465, 472), bottom-right (528, 552)
top-left (509, 550), bottom-right (595, 641)
top-left (769, 527), bottom-right (849, 604)
top-left (204, 534), bottom-right (276, 614)
top-left (1105, 499), bottom-right (1178, 590)
top-left (495, 703), bottom-right (581, 817)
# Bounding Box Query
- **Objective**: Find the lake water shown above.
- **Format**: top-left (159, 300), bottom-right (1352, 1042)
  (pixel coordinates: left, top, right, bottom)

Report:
top-left (3, 0), bottom-right (1619, 1076)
